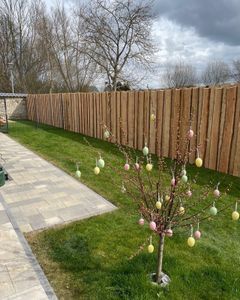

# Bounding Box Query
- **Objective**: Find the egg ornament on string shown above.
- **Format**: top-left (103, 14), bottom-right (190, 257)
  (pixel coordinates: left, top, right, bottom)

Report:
top-left (194, 223), bottom-right (201, 240)
top-left (75, 162), bottom-right (81, 178)
top-left (150, 113), bottom-right (156, 122)
top-left (142, 144), bottom-right (149, 156)
top-left (187, 236), bottom-right (196, 247)
top-left (138, 217), bottom-right (145, 226)
top-left (213, 183), bottom-right (220, 198)
top-left (181, 167), bottom-right (187, 177)
top-left (104, 129), bottom-right (110, 139)
top-left (94, 166), bottom-right (100, 175)
top-left (94, 158), bottom-right (100, 175)
top-left (232, 202), bottom-right (239, 221)
top-left (146, 163), bottom-right (153, 172)
top-left (195, 149), bottom-right (203, 167)
top-left (156, 201), bottom-right (162, 210)
top-left (124, 161), bottom-right (130, 171)
top-left (179, 206), bottom-right (185, 216)
top-left (149, 221), bottom-right (156, 231)
top-left (181, 175), bottom-right (188, 183)
top-left (187, 225), bottom-right (195, 247)
top-left (135, 157), bottom-right (140, 170)
top-left (76, 170), bottom-right (81, 178)
top-left (232, 211), bottom-right (239, 221)
top-left (148, 236), bottom-right (154, 253)
top-left (188, 128), bottom-right (194, 139)
top-left (121, 182), bottom-right (126, 194)
top-left (171, 176), bottom-right (176, 186)
top-left (209, 203), bottom-right (218, 216)
top-left (165, 195), bottom-right (170, 202)
top-left (97, 156), bottom-right (105, 168)
top-left (165, 228), bottom-right (173, 237)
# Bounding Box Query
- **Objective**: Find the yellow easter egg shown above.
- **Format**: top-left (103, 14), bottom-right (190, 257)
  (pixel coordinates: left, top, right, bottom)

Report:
top-left (156, 201), bottom-right (162, 210)
top-left (165, 195), bottom-right (170, 201)
top-left (94, 166), bottom-right (100, 175)
top-left (232, 211), bottom-right (239, 221)
top-left (195, 157), bottom-right (203, 168)
top-left (179, 206), bottom-right (185, 215)
top-left (187, 237), bottom-right (195, 247)
top-left (148, 244), bottom-right (154, 253)
top-left (150, 114), bottom-right (156, 121)
top-left (146, 163), bottom-right (153, 172)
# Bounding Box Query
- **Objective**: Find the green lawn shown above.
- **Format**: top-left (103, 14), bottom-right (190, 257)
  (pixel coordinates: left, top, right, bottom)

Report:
top-left (8, 120), bottom-right (240, 300)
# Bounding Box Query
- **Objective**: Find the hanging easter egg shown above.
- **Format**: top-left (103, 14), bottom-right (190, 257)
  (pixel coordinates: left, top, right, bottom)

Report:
top-left (195, 157), bottom-right (203, 168)
top-left (148, 244), bottom-right (154, 253)
top-left (232, 211), bottom-right (239, 221)
top-left (186, 190), bottom-right (192, 197)
top-left (165, 195), bottom-right (170, 201)
top-left (104, 130), bottom-right (110, 139)
top-left (181, 175), bottom-right (188, 183)
top-left (179, 206), bottom-right (185, 215)
top-left (150, 113), bottom-right (156, 121)
top-left (121, 184), bottom-right (126, 194)
top-left (165, 229), bottom-right (173, 237)
top-left (181, 169), bottom-right (187, 176)
top-left (124, 163), bottom-right (130, 171)
top-left (138, 218), bottom-right (145, 226)
top-left (209, 206), bottom-right (218, 216)
top-left (188, 129), bottom-right (194, 139)
top-left (143, 145), bottom-right (149, 156)
top-left (76, 170), bottom-right (81, 178)
top-left (146, 163), bottom-right (153, 172)
top-left (94, 166), bottom-right (100, 175)
top-left (135, 163), bottom-right (140, 170)
top-left (97, 158), bottom-right (105, 168)
top-left (187, 236), bottom-right (195, 247)
top-left (194, 230), bottom-right (201, 240)
top-left (149, 221), bottom-right (156, 231)
top-left (171, 178), bottom-right (176, 186)
top-left (213, 189), bottom-right (220, 198)
top-left (156, 201), bottom-right (162, 210)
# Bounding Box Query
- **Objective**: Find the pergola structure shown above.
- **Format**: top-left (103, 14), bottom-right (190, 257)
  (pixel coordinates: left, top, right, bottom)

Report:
top-left (0, 93), bottom-right (27, 133)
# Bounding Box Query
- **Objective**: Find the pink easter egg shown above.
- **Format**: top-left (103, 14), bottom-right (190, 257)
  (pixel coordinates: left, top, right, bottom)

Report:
top-left (171, 178), bottom-right (176, 186)
top-left (149, 221), bottom-right (156, 231)
top-left (186, 190), bottom-right (192, 197)
top-left (213, 189), bottom-right (220, 197)
top-left (138, 218), bottom-right (144, 226)
top-left (135, 163), bottom-right (140, 170)
top-left (124, 163), bottom-right (130, 171)
top-left (165, 229), bottom-right (173, 237)
top-left (188, 129), bottom-right (194, 139)
top-left (194, 230), bottom-right (201, 239)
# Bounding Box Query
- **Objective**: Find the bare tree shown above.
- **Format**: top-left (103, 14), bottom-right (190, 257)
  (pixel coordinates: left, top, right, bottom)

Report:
top-left (232, 60), bottom-right (240, 83)
top-left (201, 60), bottom-right (230, 86)
top-left (77, 0), bottom-right (154, 91)
top-left (162, 61), bottom-right (197, 88)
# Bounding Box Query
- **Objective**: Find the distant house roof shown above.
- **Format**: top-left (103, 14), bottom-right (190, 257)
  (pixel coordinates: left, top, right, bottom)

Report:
top-left (0, 93), bottom-right (28, 98)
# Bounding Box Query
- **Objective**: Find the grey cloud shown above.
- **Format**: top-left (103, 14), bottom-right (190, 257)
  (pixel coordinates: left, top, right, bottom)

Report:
top-left (152, 0), bottom-right (240, 46)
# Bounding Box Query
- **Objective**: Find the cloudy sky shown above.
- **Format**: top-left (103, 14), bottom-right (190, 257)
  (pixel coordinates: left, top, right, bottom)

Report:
top-left (47, 0), bottom-right (240, 88)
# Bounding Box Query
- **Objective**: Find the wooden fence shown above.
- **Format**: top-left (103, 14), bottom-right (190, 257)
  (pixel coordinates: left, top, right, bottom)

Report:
top-left (27, 85), bottom-right (240, 176)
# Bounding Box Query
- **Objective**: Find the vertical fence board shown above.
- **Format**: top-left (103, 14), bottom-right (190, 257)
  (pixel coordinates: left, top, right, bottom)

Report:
top-left (218, 87), bottom-right (237, 173)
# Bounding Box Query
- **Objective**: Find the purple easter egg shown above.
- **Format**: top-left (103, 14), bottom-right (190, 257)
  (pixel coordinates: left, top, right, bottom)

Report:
top-left (194, 230), bottom-right (201, 239)
top-left (149, 221), bottom-right (156, 231)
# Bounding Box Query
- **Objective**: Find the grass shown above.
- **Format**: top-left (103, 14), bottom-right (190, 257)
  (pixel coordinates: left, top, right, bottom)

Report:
top-left (8, 120), bottom-right (240, 300)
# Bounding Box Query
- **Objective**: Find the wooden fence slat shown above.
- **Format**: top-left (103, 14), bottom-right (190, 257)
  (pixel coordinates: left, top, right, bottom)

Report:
top-left (218, 87), bottom-right (237, 173)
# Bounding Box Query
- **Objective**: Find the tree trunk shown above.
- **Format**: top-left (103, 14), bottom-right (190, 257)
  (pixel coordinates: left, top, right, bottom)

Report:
top-left (156, 233), bottom-right (165, 283)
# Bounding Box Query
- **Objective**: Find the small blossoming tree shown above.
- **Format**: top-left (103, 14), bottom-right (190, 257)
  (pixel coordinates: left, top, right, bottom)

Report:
top-left (76, 116), bottom-right (239, 286)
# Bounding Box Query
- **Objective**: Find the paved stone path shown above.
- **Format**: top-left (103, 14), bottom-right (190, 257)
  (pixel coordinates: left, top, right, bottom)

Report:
top-left (0, 133), bottom-right (116, 299)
